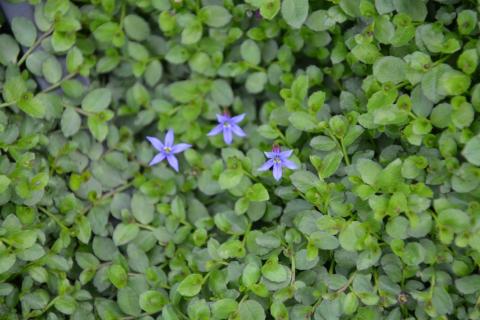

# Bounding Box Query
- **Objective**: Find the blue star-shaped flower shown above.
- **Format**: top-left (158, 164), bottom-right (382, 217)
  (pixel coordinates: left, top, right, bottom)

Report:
top-left (207, 112), bottom-right (246, 145)
top-left (258, 145), bottom-right (298, 181)
top-left (146, 129), bottom-right (191, 172)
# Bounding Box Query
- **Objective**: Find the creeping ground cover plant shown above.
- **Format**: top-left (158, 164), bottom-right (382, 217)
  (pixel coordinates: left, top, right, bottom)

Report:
top-left (2, 0), bottom-right (480, 319)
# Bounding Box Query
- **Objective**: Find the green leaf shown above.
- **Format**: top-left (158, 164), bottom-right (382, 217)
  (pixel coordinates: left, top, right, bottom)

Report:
top-left (54, 295), bottom-right (77, 315)
top-left (51, 31), bottom-right (76, 52)
top-left (0, 35), bottom-right (20, 65)
top-left (131, 193), bottom-right (154, 224)
top-left (168, 80), bottom-right (204, 103)
top-left (42, 56), bottom-right (63, 84)
top-left (181, 20), bottom-right (203, 45)
top-left (242, 262), bottom-right (261, 287)
top-left (318, 151), bottom-right (343, 179)
top-left (0, 252), bottom-right (16, 273)
top-left (351, 43), bottom-right (382, 64)
top-left (457, 9), bottom-right (477, 35)
top-left (0, 175), bottom-right (11, 193)
top-left (281, 0), bottom-right (309, 29)
top-left (219, 169), bottom-right (244, 189)
top-left (260, 0), bottom-right (280, 20)
top-left (118, 287), bottom-right (142, 317)
top-left (124, 15), bottom-right (150, 41)
top-left (437, 209), bottom-right (470, 233)
top-left (289, 112), bottom-right (318, 131)
top-left (306, 10), bottom-right (335, 31)
top-left (310, 135), bottom-right (336, 151)
top-left (17, 94), bottom-right (46, 119)
top-left (290, 170), bottom-right (320, 192)
top-left (3, 76), bottom-right (27, 102)
top-left (373, 56), bottom-right (407, 84)
top-left (238, 300), bottom-right (266, 320)
top-left (455, 275), bottom-right (480, 294)
top-left (87, 115), bottom-right (109, 141)
top-left (66, 47), bottom-right (84, 73)
top-left (82, 88), bottom-right (112, 112)
top-left (241, 39), bottom-right (261, 65)
top-left (393, 0), bottom-right (427, 22)
top-left (139, 290), bottom-right (168, 314)
top-left (177, 274), bottom-right (203, 297)
top-left (457, 49), bottom-right (478, 75)
top-left (210, 80), bottom-right (234, 106)
top-left (108, 264), bottom-right (128, 289)
top-left (261, 258), bottom-right (288, 282)
top-left (113, 223), bottom-right (139, 246)
top-left (339, 221), bottom-right (366, 251)
top-left (402, 242), bottom-right (425, 266)
top-left (199, 5), bottom-right (232, 28)
top-left (438, 70), bottom-right (471, 96)
top-left (245, 72), bottom-right (267, 94)
top-left (11, 17), bottom-right (37, 47)
top-left (94, 22), bottom-right (120, 43)
top-left (212, 299), bottom-right (238, 319)
top-left (432, 286), bottom-right (453, 315)
top-left (61, 107), bottom-right (81, 137)
top-left (246, 183), bottom-right (269, 202)
top-left (462, 134), bottom-right (480, 166)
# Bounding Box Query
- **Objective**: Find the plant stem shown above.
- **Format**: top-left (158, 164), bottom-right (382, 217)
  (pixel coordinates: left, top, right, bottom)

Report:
top-left (336, 273), bottom-right (355, 293)
top-left (339, 138), bottom-right (350, 166)
top-left (39, 207), bottom-right (69, 230)
top-left (0, 101), bottom-right (16, 108)
top-left (80, 180), bottom-right (134, 215)
top-left (41, 73), bottom-right (77, 93)
top-left (75, 107), bottom-right (91, 116)
top-left (274, 126), bottom-right (293, 149)
top-left (17, 27), bottom-right (54, 66)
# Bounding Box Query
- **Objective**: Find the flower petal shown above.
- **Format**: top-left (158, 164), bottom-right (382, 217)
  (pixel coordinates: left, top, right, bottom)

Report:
top-left (164, 129), bottom-right (174, 147)
top-left (258, 159), bottom-right (274, 171)
top-left (231, 124), bottom-right (246, 137)
top-left (223, 127), bottom-right (233, 144)
top-left (282, 159), bottom-right (298, 170)
top-left (280, 149), bottom-right (293, 159)
top-left (264, 151), bottom-right (276, 158)
top-left (273, 163), bottom-right (283, 181)
top-left (149, 153), bottom-right (165, 166)
top-left (171, 143), bottom-right (191, 154)
top-left (146, 136), bottom-right (164, 151)
top-left (166, 155), bottom-right (179, 172)
top-left (207, 124), bottom-right (223, 136)
top-left (231, 113), bottom-right (246, 123)
top-left (216, 114), bottom-right (229, 123)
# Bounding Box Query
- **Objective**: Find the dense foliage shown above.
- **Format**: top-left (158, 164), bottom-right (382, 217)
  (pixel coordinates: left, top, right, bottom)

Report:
top-left (1, 0), bottom-right (480, 319)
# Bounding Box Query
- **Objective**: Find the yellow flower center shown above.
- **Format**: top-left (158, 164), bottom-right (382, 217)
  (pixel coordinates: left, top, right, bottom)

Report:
top-left (273, 157), bottom-right (281, 164)
top-left (164, 146), bottom-right (171, 153)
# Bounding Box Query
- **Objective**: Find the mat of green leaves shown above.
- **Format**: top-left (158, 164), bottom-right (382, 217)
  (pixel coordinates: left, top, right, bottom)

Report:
top-left (1, 0), bottom-right (480, 319)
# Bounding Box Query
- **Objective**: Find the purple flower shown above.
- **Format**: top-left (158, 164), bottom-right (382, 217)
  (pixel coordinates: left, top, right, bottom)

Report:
top-left (146, 129), bottom-right (191, 172)
top-left (207, 112), bottom-right (246, 145)
top-left (258, 145), bottom-right (298, 181)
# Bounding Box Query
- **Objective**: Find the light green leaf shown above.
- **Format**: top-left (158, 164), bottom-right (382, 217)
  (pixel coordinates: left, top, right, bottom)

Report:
top-left (61, 107), bottom-right (81, 137)
top-left (199, 5), bottom-right (232, 27)
top-left (462, 134), bottom-right (480, 166)
top-left (82, 88), bottom-right (112, 112)
top-left (113, 224), bottom-right (139, 246)
top-left (177, 274), bottom-right (203, 297)
top-left (0, 175), bottom-right (11, 193)
top-left (0, 35), bottom-right (20, 65)
top-left (12, 17), bottom-right (37, 47)
top-left (281, 0), bottom-right (309, 29)
top-left (239, 300), bottom-right (266, 320)
top-left (124, 15), bottom-right (150, 41)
